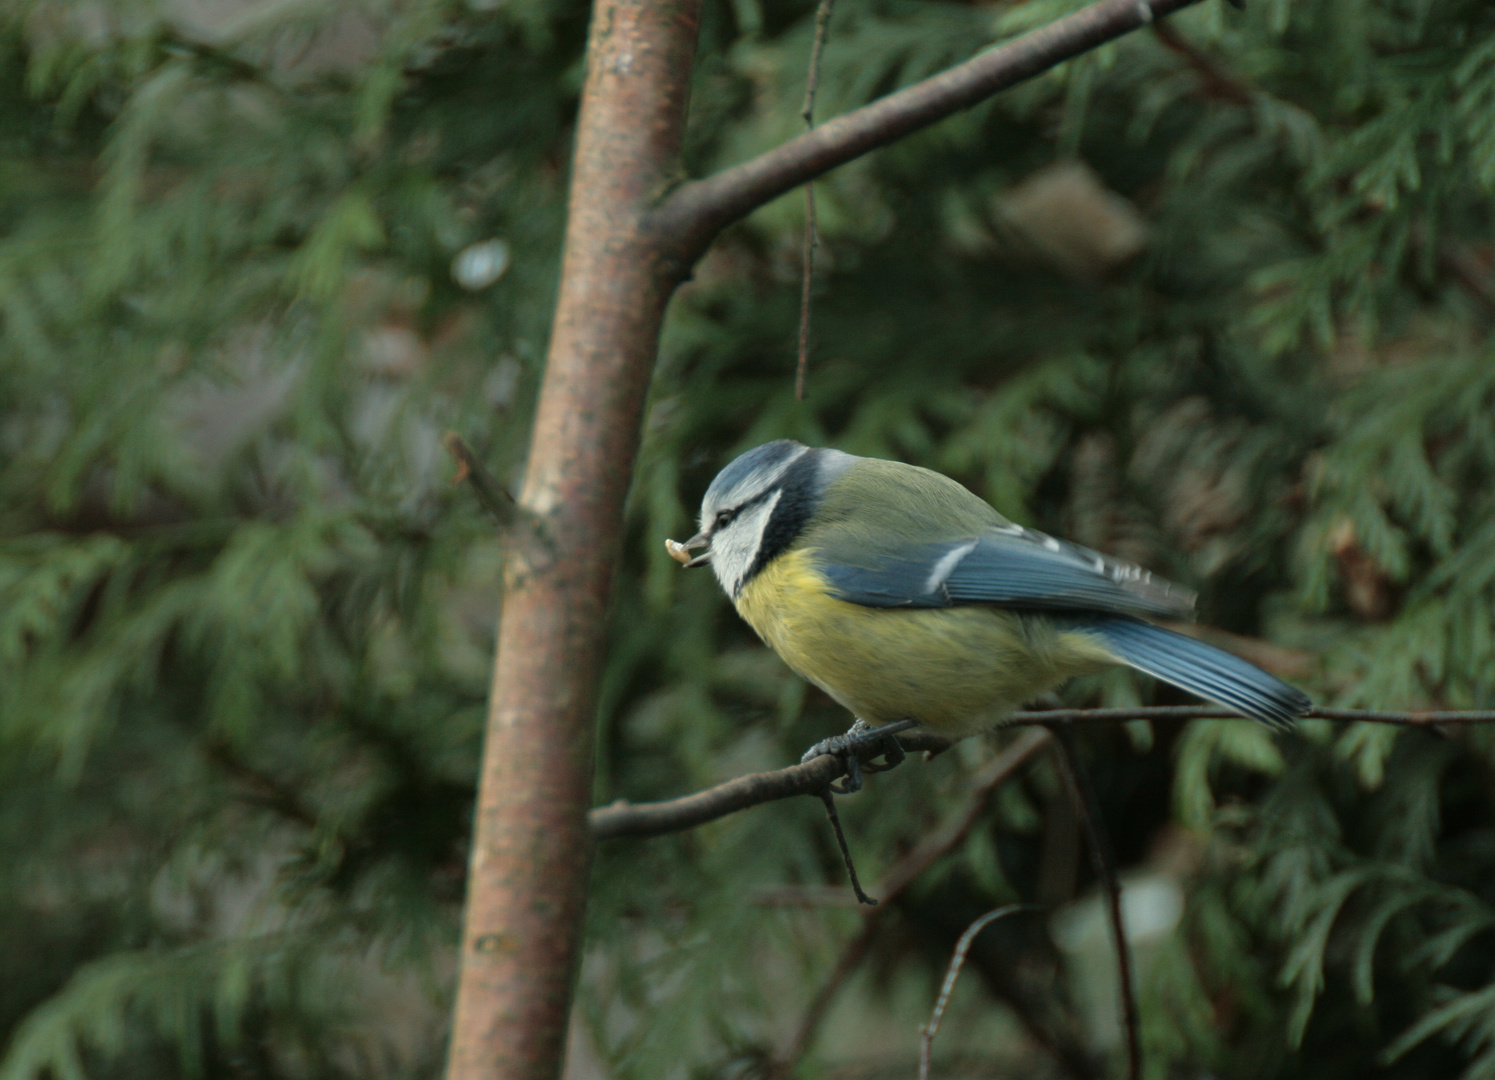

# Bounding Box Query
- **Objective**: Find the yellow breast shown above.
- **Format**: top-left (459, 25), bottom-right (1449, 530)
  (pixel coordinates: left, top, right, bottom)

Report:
top-left (734, 548), bottom-right (1114, 733)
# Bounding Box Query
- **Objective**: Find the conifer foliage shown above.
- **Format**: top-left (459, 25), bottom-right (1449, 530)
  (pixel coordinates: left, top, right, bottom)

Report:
top-left (1, 0), bottom-right (1495, 1077)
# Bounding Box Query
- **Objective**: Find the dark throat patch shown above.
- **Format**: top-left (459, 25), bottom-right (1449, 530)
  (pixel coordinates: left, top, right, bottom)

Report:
top-left (742, 450), bottom-right (821, 591)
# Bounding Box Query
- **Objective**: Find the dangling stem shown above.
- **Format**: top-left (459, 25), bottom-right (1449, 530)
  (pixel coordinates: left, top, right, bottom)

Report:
top-left (795, 0), bottom-right (836, 400)
top-left (1050, 721), bottom-right (1141, 1080)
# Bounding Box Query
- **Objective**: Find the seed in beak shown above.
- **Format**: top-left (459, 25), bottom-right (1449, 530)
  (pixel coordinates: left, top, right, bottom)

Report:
top-left (665, 533), bottom-right (711, 568)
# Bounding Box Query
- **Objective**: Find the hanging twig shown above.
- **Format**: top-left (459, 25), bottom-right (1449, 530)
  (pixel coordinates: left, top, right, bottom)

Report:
top-left (650, 0), bottom-right (1211, 264)
top-left (819, 790), bottom-right (878, 905)
top-left (796, 0), bottom-right (837, 400)
top-left (773, 730), bottom-right (1053, 1072)
top-left (1051, 722), bottom-right (1140, 1080)
top-left (919, 905), bottom-right (1044, 1080)
top-left (795, 187), bottom-right (817, 400)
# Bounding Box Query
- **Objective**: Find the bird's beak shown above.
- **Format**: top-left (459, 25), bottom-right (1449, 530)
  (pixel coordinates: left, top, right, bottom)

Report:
top-left (665, 532), bottom-right (711, 568)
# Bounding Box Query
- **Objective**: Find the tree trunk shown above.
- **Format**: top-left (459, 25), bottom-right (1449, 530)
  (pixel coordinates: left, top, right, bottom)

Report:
top-left (443, 2), bottom-right (700, 1078)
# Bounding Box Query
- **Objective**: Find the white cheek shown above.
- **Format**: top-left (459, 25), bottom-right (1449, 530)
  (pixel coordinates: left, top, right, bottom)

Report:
top-left (710, 491), bottom-right (781, 596)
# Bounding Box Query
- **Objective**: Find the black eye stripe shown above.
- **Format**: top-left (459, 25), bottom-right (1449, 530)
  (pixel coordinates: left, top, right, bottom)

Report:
top-left (715, 486), bottom-right (780, 529)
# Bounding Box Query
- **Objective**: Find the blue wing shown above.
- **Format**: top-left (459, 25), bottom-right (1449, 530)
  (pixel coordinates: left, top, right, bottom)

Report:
top-left (818, 524), bottom-right (1195, 619)
top-left (816, 525), bottom-right (1309, 728)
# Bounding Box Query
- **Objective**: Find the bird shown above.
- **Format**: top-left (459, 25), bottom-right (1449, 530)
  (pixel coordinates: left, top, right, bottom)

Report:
top-left (666, 440), bottom-right (1309, 786)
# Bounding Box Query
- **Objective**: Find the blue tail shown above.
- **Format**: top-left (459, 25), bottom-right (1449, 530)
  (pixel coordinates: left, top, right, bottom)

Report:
top-left (1078, 617), bottom-right (1310, 731)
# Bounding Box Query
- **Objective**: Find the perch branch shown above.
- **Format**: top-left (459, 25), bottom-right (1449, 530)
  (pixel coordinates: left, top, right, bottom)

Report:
top-left (589, 707), bottom-right (1495, 840)
top-left (649, 0), bottom-right (1208, 264)
top-left (592, 750), bottom-right (857, 840)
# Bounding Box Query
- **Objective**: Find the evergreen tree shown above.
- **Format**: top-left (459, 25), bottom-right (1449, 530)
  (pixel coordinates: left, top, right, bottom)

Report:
top-left (2, 0), bottom-right (1495, 1077)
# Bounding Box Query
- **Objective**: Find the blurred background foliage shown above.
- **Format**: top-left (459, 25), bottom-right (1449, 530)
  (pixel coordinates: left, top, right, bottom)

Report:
top-left (1, 0), bottom-right (1495, 1077)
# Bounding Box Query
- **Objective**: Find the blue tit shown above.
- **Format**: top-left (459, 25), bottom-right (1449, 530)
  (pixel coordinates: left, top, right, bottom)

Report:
top-left (668, 440), bottom-right (1310, 754)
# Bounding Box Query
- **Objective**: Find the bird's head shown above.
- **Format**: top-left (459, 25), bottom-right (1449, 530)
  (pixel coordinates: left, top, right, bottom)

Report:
top-left (667, 439), bottom-right (819, 597)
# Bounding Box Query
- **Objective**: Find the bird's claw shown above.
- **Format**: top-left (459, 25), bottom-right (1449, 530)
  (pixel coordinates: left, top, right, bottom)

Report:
top-left (800, 718), bottom-right (916, 794)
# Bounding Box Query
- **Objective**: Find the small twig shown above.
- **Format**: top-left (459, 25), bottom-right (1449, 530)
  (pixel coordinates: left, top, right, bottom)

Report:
top-left (774, 729), bottom-right (1053, 1072)
top-left (796, 186), bottom-right (817, 401)
top-left (1150, 21), bottom-right (1254, 104)
top-left (442, 432), bottom-right (519, 526)
top-left (800, 0), bottom-right (836, 126)
top-left (796, 0), bottom-right (836, 401)
top-left (813, 718), bottom-right (917, 903)
top-left (1051, 723), bottom-right (1140, 1080)
top-left (919, 905), bottom-right (1044, 1080)
top-left (881, 728), bottom-right (1053, 898)
top-left (819, 790), bottom-right (876, 905)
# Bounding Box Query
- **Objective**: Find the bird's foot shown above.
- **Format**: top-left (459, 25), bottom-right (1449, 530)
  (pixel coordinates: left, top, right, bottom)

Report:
top-left (800, 718), bottom-right (916, 794)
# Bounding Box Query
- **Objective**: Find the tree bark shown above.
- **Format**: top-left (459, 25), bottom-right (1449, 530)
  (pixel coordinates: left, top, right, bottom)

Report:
top-left (443, 2), bottom-right (701, 1078)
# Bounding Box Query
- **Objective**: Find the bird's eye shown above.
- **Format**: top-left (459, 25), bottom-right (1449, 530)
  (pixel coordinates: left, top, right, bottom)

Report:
top-left (714, 509), bottom-right (737, 529)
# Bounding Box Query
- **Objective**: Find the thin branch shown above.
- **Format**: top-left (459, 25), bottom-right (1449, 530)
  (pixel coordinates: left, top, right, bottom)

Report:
top-left (590, 731), bottom-right (952, 839)
top-left (590, 751), bottom-right (851, 839)
top-left (1052, 723), bottom-right (1140, 1080)
top-left (879, 729), bottom-right (1052, 897)
top-left (589, 707), bottom-right (1495, 840)
top-left (800, 0), bottom-right (837, 125)
top-left (818, 789), bottom-right (878, 905)
top-left (773, 730), bottom-right (1053, 1072)
top-left (796, 185), bottom-right (818, 401)
top-left (649, 0), bottom-right (1207, 263)
top-left (441, 432), bottom-right (520, 526)
top-left (1150, 21), bottom-right (1254, 104)
top-left (795, 185), bottom-right (819, 400)
top-left (919, 905), bottom-right (1044, 1080)
top-left (796, 0), bottom-right (836, 401)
